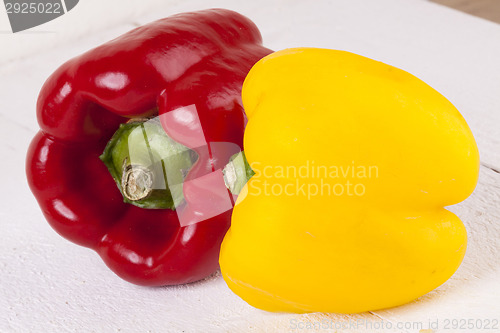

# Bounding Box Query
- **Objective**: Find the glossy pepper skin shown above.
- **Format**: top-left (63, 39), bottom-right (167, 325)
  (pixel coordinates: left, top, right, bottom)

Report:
top-left (26, 9), bottom-right (271, 286)
top-left (220, 48), bottom-right (479, 313)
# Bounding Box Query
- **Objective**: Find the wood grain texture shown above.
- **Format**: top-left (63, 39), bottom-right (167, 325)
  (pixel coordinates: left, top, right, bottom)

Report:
top-left (431, 0), bottom-right (500, 23)
top-left (1, 0), bottom-right (499, 332)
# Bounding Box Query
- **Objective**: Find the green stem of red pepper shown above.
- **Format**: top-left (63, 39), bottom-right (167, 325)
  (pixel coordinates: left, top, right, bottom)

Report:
top-left (99, 118), bottom-right (196, 209)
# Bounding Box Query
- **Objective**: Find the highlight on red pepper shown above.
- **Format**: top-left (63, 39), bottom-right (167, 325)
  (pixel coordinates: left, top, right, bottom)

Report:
top-left (26, 9), bottom-right (272, 286)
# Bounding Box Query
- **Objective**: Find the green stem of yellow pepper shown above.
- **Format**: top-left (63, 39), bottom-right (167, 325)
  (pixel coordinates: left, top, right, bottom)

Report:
top-left (223, 151), bottom-right (255, 195)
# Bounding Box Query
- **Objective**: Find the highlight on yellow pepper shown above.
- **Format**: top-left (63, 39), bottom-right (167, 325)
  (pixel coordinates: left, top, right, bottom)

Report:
top-left (219, 48), bottom-right (479, 313)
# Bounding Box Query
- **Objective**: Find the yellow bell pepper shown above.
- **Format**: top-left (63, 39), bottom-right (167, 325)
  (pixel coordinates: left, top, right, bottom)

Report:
top-left (219, 48), bottom-right (479, 313)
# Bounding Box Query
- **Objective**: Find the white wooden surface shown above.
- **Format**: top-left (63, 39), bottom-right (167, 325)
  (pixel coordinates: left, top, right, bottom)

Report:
top-left (1, 0), bottom-right (499, 332)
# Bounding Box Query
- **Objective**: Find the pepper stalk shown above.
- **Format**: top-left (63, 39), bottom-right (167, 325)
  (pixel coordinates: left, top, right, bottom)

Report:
top-left (100, 118), bottom-right (254, 210)
top-left (222, 151), bottom-right (255, 195)
top-left (100, 118), bottom-right (196, 209)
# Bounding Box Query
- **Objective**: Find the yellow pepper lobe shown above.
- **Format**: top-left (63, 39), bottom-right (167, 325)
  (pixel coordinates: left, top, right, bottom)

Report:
top-left (219, 48), bottom-right (479, 314)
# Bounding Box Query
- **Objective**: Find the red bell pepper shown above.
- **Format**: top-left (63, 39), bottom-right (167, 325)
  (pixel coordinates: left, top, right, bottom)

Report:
top-left (26, 9), bottom-right (271, 286)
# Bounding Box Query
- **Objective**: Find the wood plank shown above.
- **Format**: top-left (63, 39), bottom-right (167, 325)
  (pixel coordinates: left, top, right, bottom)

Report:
top-left (431, 0), bottom-right (500, 23)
